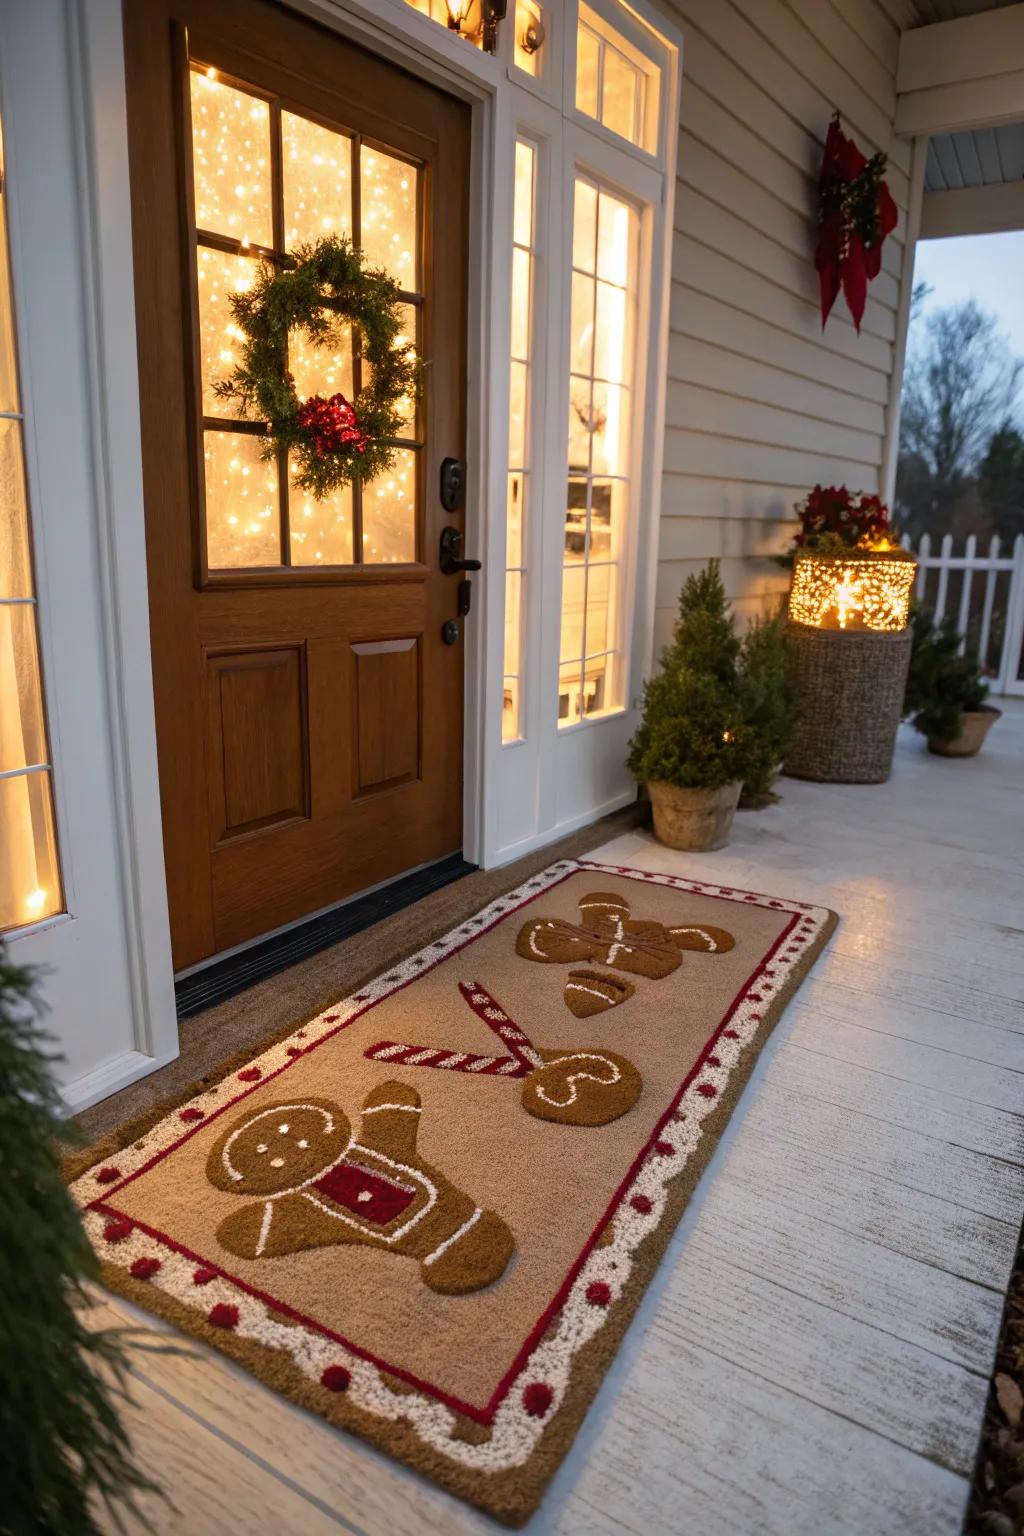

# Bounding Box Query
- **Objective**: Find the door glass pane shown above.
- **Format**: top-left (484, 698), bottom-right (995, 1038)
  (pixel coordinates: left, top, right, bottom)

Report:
top-left (204, 430), bottom-right (281, 568)
top-left (585, 563), bottom-right (613, 655)
top-left (282, 111), bottom-right (353, 249)
top-left (190, 70), bottom-right (272, 246)
top-left (197, 246), bottom-right (261, 415)
top-left (288, 321), bottom-right (355, 406)
top-left (504, 570), bottom-right (522, 675)
top-left (0, 769), bottom-right (60, 932)
top-left (362, 447), bottom-right (416, 563)
top-left (0, 603), bottom-right (47, 771)
top-left (360, 146), bottom-right (418, 290)
top-left (0, 417), bottom-right (31, 598)
top-left (289, 468), bottom-right (354, 566)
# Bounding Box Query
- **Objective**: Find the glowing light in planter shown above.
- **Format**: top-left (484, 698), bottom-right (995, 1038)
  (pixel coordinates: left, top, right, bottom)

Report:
top-left (788, 546), bottom-right (916, 632)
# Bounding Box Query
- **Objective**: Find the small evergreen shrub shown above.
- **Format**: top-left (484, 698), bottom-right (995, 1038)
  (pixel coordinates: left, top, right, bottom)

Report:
top-left (738, 611), bottom-right (797, 807)
top-left (0, 944), bottom-right (156, 1536)
top-left (903, 604), bottom-right (989, 742)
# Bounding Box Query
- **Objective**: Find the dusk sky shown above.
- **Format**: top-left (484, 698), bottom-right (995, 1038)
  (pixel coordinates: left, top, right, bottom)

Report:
top-left (911, 230), bottom-right (1024, 370)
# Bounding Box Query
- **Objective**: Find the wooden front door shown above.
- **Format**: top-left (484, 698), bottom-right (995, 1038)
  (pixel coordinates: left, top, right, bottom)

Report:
top-left (125, 0), bottom-right (470, 969)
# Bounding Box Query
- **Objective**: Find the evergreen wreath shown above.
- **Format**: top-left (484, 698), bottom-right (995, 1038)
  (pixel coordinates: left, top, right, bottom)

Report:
top-left (215, 234), bottom-right (420, 500)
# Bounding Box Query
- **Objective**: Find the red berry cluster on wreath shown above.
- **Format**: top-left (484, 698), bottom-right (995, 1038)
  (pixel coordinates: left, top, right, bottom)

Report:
top-left (793, 484), bottom-right (892, 552)
top-left (296, 392), bottom-right (368, 458)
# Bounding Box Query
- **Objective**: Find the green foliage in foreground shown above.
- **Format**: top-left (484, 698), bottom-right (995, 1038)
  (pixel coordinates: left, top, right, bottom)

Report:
top-left (0, 945), bottom-right (155, 1536)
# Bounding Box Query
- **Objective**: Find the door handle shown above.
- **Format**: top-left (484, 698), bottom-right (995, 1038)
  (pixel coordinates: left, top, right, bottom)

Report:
top-left (439, 526), bottom-right (481, 576)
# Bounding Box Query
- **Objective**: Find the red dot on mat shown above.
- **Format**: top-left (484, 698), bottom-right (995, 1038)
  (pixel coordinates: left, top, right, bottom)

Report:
top-left (321, 1365), bottom-right (351, 1393)
top-left (193, 1267), bottom-right (218, 1286)
top-left (630, 1194), bottom-right (653, 1214)
top-left (130, 1257), bottom-right (161, 1280)
top-left (179, 1108), bottom-right (204, 1123)
top-left (706, 1055), bottom-right (721, 1067)
top-left (523, 1382), bottom-right (554, 1418)
top-left (322, 1014), bottom-right (339, 1023)
top-left (697, 1082), bottom-right (718, 1098)
top-left (723, 1029), bottom-right (739, 1039)
top-left (585, 1281), bottom-right (612, 1308)
top-left (286, 1046), bottom-right (303, 1057)
top-left (103, 1217), bottom-right (132, 1244)
top-left (748, 992), bottom-right (763, 1002)
top-left (237, 1068), bottom-right (261, 1082)
top-left (208, 1303), bottom-right (239, 1330)
top-left (95, 1166), bottom-right (121, 1184)
top-left (653, 1140), bottom-right (674, 1156)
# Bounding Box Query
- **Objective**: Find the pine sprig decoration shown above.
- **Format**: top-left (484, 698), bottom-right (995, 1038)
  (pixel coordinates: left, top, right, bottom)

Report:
top-left (214, 235), bottom-right (421, 500)
top-left (0, 945), bottom-right (157, 1535)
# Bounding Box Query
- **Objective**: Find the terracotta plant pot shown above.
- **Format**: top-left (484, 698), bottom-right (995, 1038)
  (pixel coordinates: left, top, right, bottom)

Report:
top-left (927, 705), bottom-right (1002, 758)
top-left (647, 779), bottom-right (742, 852)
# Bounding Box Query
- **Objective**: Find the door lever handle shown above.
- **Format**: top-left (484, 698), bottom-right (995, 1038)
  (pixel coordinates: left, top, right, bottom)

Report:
top-left (439, 526), bottom-right (481, 575)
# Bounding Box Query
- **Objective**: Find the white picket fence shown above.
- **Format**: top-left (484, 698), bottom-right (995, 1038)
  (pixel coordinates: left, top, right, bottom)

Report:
top-left (900, 531), bottom-right (1024, 696)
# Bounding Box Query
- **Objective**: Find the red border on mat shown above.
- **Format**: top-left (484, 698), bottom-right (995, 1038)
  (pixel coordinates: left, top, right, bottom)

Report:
top-left (87, 867), bottom-right (802, 1424)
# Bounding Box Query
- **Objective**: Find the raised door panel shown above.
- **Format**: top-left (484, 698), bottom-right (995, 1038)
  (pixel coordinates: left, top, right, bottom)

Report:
top-left (206, 647), bottom-right (308, 841)
top-left (352, 638), bottom-right (421, 794)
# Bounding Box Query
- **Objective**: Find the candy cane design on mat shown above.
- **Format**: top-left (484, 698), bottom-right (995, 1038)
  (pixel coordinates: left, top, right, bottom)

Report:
top-left (366, 982), bottom-right (642, 1127)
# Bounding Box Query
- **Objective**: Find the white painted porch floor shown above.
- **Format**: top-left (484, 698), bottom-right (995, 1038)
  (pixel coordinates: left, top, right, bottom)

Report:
top-left (94, 701), bottom-right (1024, 1536)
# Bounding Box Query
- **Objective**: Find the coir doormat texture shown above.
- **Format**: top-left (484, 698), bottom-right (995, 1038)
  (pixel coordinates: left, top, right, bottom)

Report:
top-left (71, 858), bottom-right (836, 1524)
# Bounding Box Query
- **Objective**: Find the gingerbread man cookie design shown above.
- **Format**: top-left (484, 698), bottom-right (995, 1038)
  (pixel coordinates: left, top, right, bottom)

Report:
top-left (205, 1081), bottom-right (514, 1295)
top-left (517, 890), bottom-right (735, 1015)
top-left (366, 981), bottom-right (642, 1127)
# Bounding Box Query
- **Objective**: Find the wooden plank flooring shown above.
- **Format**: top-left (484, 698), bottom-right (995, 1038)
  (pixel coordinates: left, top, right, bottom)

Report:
top-left (91, 704), bottom-right (1024, 1535)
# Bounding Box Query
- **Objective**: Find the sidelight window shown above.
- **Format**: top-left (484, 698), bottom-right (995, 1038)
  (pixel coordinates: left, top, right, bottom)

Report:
top-left (189, 65), bottom-right (421, 573)
top-left (503, 140), bottom-right (537, 744)
top-left (559, 175), bottom-right (638, 727)
top-left (0, 124), bottom-right (62, 933)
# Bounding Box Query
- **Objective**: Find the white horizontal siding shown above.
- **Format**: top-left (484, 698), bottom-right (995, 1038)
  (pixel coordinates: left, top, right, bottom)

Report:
top-left (653, 0), bottom-right (913, 650)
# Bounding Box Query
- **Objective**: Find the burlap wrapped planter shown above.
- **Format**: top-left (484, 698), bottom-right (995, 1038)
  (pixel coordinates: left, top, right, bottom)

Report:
top-left (784, 621), bottom-right (912, 784)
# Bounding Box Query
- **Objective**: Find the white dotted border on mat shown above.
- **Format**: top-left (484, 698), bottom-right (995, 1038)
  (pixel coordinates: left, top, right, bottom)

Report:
top-left (73, 857), bottom-right (831, 1475)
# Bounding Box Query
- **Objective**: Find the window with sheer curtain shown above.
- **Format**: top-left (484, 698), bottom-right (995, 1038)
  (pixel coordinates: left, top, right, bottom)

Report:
top-left (0, 125), bottom-right (62, 933)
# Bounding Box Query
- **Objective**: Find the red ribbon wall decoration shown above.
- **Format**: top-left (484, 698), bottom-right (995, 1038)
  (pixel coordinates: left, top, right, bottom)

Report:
top-left (815, 112), bottom-right (898, 334)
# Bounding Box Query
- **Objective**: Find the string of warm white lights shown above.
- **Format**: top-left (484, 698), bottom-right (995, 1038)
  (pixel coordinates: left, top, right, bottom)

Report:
top-left (191, 68), bottom-right (419, 569)
top-left (788, 551), bottom-right (916, 632)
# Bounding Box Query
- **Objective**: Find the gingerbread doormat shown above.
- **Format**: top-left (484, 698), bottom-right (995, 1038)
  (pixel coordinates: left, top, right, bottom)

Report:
top-left (71, 859), bottom-right (835, 1525)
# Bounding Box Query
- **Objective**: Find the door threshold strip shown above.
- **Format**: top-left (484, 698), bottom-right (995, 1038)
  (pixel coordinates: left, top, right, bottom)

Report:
top-left (174, 854), bottom-right (476, 1020)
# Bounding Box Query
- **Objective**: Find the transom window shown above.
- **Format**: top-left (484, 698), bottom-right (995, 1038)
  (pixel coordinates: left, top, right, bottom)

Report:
top-left (189, 65), bottom-right (421, 572)
top-left (0, 124), bottom-right (62, 932)
top-left (575, 3), bottom-right (661, 155)
top-left (559, 175), bottom-right (638, 727)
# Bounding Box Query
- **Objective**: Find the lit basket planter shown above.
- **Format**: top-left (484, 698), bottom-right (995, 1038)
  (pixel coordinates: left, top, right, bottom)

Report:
top-left (784, 547), bottom-right (917, 784)
top-left (788, 547), bottom-right (916, 632)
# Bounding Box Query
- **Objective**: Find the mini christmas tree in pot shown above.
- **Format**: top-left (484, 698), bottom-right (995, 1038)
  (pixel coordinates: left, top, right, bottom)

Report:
top-left (628, 562), bottom-right (752, 851)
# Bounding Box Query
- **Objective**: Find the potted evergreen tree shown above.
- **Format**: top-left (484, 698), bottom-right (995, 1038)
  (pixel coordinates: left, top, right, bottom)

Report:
top-left (738, 610), bottom-right (797, 808)
top-left (903, 605), bottom-right (1002, 757)
top-left (0, 942), bottom-right (157, 1533)
top-left (628, 562), bottom-right (750, 851)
